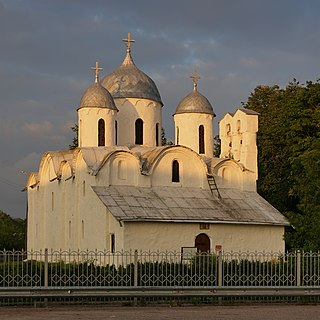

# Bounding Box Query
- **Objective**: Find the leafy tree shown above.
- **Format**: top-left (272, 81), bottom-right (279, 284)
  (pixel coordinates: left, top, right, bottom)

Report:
top-left (244, 80), bottom-right (320, 250)
top-left (161, 127), bottom-right (173, 146)
top-left (0, 211), bottom-right (26, 250)
top-left (69, 124), bottom-right (78, 150)
top-left (213, 135), bottom-right (221, 157)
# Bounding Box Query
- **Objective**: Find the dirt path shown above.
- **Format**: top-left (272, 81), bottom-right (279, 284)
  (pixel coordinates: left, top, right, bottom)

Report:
top-left (0, 305), bottom-right (320, 320)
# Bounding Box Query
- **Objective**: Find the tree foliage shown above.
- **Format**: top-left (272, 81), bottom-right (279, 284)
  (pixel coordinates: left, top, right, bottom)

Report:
top-left (69, 124), bottom-right (78, 150)
top-left (244, 80), bottom-right (320, 250)
top-left (0, 211), bottom-right (26, 250)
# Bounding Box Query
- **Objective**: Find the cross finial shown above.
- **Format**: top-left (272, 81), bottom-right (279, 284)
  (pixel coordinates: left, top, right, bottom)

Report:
top-left (122, 32), bottom-right (135, 52)
top-left (91, 61), bottom-right (103, 83)
top-left (190, 66), bottom-right (201, 91)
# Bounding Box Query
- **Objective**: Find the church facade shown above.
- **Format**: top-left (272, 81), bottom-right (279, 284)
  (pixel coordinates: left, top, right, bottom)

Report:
top-left (26, 33), bottom-right (288, 253)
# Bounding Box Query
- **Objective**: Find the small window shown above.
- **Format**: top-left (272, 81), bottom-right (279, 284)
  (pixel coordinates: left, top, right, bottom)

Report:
top-left (199, 125), bottom-right (205, 154)
top-left (98, 119), bottom-right (105, 146)
top-left (111, 234), bottom-right (115, 253)
top-left (237, 120), bottom-right (241, 132)
top-left (156, 123), bottom-right (159, 146)
top-left (172, 160), bottom-right (180, 183)
top-left (68, 221), bottom-right (72, 239)
top-left (115, 120), bottom-right (118, 145)
top-left (135, 118), bottom-right (143, 145)
top-left (82, 181), bottom-right (85, 197)
top-left (51, 192), bottom-right (54, 211)
top-left (81, 220), bottom-right (85, 239)
top-left (176, 127), bottom-right (179, 145)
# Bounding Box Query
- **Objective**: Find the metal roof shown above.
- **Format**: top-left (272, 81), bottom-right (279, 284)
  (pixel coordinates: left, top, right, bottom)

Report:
top-left (78, 81), bottom-right (117, 110)
top-left (101, 51), bottom-right (162, 105)
top-left (174, 89), bottom-right (215, 116)
top-left (92, 186), bottom-right (288, 226)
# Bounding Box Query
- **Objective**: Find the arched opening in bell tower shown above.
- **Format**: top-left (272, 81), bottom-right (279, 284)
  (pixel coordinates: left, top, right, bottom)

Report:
top-left (135, 118), bottom-right (143, 145)
top-left (98, 119), bottom-right (105, 146)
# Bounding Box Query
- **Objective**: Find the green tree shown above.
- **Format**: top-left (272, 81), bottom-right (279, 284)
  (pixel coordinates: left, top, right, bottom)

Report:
top-left (161, 127), bottom-right (173, 146)
top-left (244, 80), bottom-right (320, 250)
top-left (0, 211), bottom-right (26, 250)
top-left (69, 124), bottom-right (78, 150)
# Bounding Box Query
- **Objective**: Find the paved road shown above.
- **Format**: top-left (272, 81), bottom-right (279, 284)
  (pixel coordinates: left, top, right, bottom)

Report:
top-left (1, 305), bottom-right (320, 320)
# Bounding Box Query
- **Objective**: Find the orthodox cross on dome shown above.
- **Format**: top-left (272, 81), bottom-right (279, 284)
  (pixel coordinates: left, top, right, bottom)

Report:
top-left (122, 32), bottom-right (135, 52)
top-left (190, 66), bottom-right (201, 91)
top-left (91, 61), bottom-right (103, 83)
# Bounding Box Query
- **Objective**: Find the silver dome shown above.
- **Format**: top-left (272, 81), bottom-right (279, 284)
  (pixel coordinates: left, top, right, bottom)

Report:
top-left (174, 89), bottom-right (215, 116)
top-left (101, 51), bottom-right (163, 105)
top-left (78, 81), bottom-right (118, 110)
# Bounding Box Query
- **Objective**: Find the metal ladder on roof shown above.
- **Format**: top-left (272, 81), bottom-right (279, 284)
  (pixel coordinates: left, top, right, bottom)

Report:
top-left (207, 174), bottom-right (221, 199)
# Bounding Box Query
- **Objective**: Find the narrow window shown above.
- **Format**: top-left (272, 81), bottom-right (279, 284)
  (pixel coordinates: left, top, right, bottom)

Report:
top-left (115, 120), bottom-right (118, 145)
top-left (111, 234), bottom-right (115, 253)
top-left (98, 119), bottom-right (105, 146)
top-left (135, 118), bottom-right (143, 145)
top-left (199, 125), bottom-right (205, 154)
top-left (176, 127), bottom-right (179, 145)
top-left (172, 160), bottom-right (180, 183)
top-left (237, 120), bottom-right (241, 132)
top-left (51, 192), bottom-right (54, 211)
top-left (81, 220), bottom-right (85, 239)
top-left (156, 123), bottom-right (159, 146)
top-left (226, 123), bottom-right (231, 136)
top-left (68, 221), bottom-right (72, 239)
top-left (82, 181), bottom-right (85, 197)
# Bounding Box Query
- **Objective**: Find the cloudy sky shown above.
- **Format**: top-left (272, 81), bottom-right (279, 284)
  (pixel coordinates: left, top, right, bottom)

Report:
top-left (1, 0), bottom-right (320, 218)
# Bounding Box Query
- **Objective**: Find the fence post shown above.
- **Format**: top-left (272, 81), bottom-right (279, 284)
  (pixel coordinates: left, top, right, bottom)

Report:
top-left (134, 250), bottom-right (138, 287)
top-left (133, 250), bottom-right (138, 306)
top-left (296, 250), bottom-right (301, 287)
top-left (218, 251), bottom-right (223, 287)
top-left (44, 248), bottom-right (49, 288)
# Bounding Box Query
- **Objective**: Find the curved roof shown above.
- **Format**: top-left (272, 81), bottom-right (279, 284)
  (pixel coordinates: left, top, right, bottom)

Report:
top-left (174, 87), bottom-right (215, 116)
top-left (78, 81), bottom-right (117, 110)
top-left (101, 50), bottom-right (162, 105)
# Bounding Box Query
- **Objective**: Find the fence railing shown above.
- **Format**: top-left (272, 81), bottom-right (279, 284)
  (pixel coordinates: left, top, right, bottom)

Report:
top-left (1, 249), bottom-right (320, 289)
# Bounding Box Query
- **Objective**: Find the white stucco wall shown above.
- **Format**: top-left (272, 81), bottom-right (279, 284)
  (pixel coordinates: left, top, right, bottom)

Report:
top-left (150, 148), bottom-right (208, 188)
top-left (219, 110), bottom-right (258, 177)
top-left (124, 222), bottom-right (285, 253)
top-left (174, 112), bottom-right (214, 157)
top-left (114, 98), bottom-right (162, 147)
top-left (78, 108), bottom-right (117, 147)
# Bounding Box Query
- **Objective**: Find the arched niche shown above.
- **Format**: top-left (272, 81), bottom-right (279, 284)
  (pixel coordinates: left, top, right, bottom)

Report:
top-left (109, 152), bottom-right (139, 185)
top-left (150, 147), bottom-right (208, 188)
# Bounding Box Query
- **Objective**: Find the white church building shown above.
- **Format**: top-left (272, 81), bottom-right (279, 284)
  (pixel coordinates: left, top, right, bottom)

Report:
top-left (26, 33), bottom-right (288, 253)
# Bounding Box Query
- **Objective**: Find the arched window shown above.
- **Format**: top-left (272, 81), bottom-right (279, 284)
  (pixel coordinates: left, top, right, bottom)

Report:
top-left (176, 127), bottom-right (179, 145)
top-left (115, 120), bottom-right (118, 145)
top-left (156, 123), bottom-right (159, 146)
top-left (199, 125), bottom-right (205, 154)
top-left (195, 233), bottom-right (210, 253)
top-left (226, 123), bottom-right (231, 136)
top-left (98, 119), bottom-right (105, 146)
top-left (135, 118), bottom-right (143, 145)
top-left (172, 160), bottom-right (180, 183)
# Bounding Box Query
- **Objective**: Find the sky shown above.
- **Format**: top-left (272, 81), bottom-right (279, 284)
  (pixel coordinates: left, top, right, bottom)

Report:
top-left (1, 0), bottom-right (320, 218)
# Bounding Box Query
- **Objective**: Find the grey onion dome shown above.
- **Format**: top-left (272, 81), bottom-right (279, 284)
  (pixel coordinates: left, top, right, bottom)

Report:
top-left (78, 81), bottom-right (118, 111)
top-left (101, 51), bottom-right (163, 105)
top-left (174, 88), bottom-right (215, 116)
